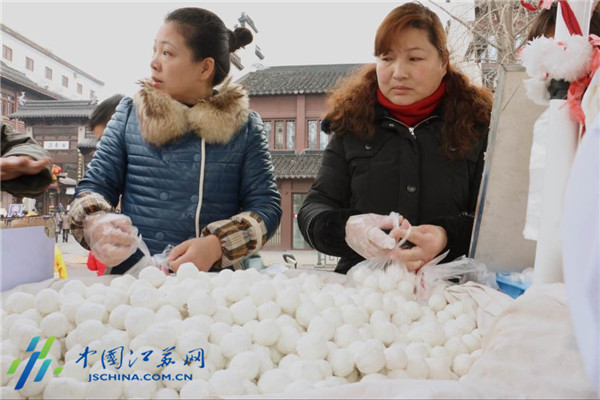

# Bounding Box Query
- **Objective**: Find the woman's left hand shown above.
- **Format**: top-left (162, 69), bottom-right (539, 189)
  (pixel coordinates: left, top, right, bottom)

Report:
top-left (388, 224), bottom-right (448, 272)
top-left (168, 235), bottom-right (223, 272)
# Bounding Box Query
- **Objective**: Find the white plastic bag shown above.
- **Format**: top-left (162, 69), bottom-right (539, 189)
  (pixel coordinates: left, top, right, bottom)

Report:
top-left (415, 256), bottom-right (497, 301)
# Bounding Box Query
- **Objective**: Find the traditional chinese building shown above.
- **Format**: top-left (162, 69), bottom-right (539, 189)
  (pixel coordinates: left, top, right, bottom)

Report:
top-left (9, 100), bottom-right (97, 214)
top-left (237, 64), bottom-right (363, 250)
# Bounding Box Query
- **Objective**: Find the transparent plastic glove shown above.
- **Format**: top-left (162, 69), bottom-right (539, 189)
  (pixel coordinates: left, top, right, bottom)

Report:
top-left (345, 213), bottom-right (403, 259)
top-left (83, 212), bottom-right (139, 267)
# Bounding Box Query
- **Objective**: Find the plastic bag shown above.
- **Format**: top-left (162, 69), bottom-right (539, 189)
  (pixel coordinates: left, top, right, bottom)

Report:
top-left (124, 239), bottom-right (173, 277)
top-left (84, 212), bottom-right (139, 267)
top-left (415, 256), bottom-right (498, 301)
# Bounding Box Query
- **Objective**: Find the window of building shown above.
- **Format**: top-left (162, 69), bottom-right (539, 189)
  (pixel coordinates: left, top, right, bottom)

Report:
top-left (264, 121), bottom-right (272, 148)
top-left (25, 57), bottom-right (34, 71)
top-left (45, 67), bottom-right (53, 80)
top-left (77, 83), bottom-right (83, 94)
top-left (90, 89), bottom-right (95, 100)
top-left (2, 45), bottom-right (12, 61)
top-left (293, 193), bottom-right (311, 249)
top-left (307, 119), bottom-right (329, 150)
top-left (62, 75), bottom-right (69, 88)
top-left (269, 119), bottom-right (296, 150)
top-left (1, 92), bottom-right (17, 115)
top-left (286, 121), bottom-right (295, 150)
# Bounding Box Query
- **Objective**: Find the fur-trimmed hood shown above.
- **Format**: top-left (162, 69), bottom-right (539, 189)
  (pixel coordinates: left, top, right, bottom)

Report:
top-left (132, 79), bottom-right (250, 148)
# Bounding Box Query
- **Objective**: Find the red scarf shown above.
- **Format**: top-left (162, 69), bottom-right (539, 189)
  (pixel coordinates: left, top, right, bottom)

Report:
top-left (377, 81), bottom-right (447, 127)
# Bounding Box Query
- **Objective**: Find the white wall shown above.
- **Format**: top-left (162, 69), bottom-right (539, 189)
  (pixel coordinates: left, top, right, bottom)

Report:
top-left (2, 31), bottom-right (103, 100)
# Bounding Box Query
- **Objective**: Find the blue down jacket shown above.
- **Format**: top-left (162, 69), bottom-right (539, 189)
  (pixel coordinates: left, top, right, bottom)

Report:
top-left (75, 83), bottom-right (281, 256)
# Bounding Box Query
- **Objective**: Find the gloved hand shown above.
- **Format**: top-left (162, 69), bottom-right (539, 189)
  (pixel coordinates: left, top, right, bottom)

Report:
top-left (83, 212), bottom-right (139, 267)
top-left (345, 213), bottom-right (409, 259)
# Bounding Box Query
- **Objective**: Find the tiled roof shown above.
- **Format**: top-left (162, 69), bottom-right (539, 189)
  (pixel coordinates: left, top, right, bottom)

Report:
top-left (0, 61), bottom-right (66, 100)
top-left (271, 150), bottom-right (324, 179)
top-left (9, 99), bottom-right (96, 119)
top-left (237, 64), bottom-right (365, 96)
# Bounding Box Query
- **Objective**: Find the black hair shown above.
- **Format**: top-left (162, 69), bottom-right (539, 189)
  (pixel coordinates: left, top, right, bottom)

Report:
top-left (166, 7), bottom-right (253, 86)
top-left (89, 94), bottom-right (124, 129)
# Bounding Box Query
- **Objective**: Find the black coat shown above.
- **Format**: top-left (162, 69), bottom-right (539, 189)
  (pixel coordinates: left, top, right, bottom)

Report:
top-left (297, 105), bottom-right (488, 274)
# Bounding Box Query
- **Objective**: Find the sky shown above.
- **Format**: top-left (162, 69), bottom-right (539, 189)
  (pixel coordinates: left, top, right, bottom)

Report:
top-left (2, 1), bottom-right (459, 100)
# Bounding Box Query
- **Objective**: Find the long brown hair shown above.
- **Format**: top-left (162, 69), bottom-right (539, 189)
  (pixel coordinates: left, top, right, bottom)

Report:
top-left (326, 2), bottom-right (493, 158)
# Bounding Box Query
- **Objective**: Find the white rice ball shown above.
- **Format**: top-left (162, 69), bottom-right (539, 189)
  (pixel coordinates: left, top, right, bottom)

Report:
top-left (154, 304), bottom-right (183, 323)
top-left (43, 377), bottom-right (85, 399)
top-left (321, 307), bottom-right (344, 328)
top-left (461, 333), bottom-right (481, 352)
top-left (444, 336), bottom-right (469, 357)
top-left (276, 287), bottom-right (301, 314)
top-left (354, 340), bottom-right (386, 375)
top-left (139, 266), bottom-right (167, 287)
top-left (212, 306), bottom-right (234, 325)
top-left (341, 305), bottom-right (368, 328)
top-left (276, 325), bottom-right (302, 355)
top-left (34, 288), bottom-right (61, 315)
top-left (253, 319), bottom-right (280, 346)
top-left (307, 316), bottom-right (336, 341)
top-left (5, 292), bottom-right (35, 314)
top-left (223, 279), bottom-right (249, 303)
top-left (176, 262), bottom-right (200, 279)
top-left (220, 331), bottom-right (252, 359)
top-left (129, 286), bottom-right (162, 311)
top-left (289, 359), bottom-right (325, 382)
top-left (371, 320), bottom-right (398, 346)
top-left (421, 321), bottom-right (446, 347)
top-left (108, 304), bottom-right (132, 330)
top-left (60, 280), bottom-right (88, 297)
top-left (75, 302), bottom-right (107, 325)
top-left (39, 312), bottom-right (70, 339)
top-left (179, 380), bottom-right (212, 399)
top-left (9, 321), bottom-right (41, 351)
top-left (329, 348), bottom-right (355, 377)
top-left (124, 307), bottom-right (155, 337)
top-left (258, 369), bottom-right (292, 394)
top-left (209, 322), bottom-right (232, 345)
top-left (249, 281), bottom-right (276, 305)
top-left (385, 343), bottom-right (408, 370)
top-left (145, 322), bottom-right (177, 350)
top-left (230, 299), bottom-right (258, 325)
top-left (229, 351), bottom-right (261, 380)
top-left (296, 333), bottom-right (327, 360)
top-left (209, 369), bottom-right (245, 396)
top-left (187, 291), bottom-right (217, 317)
top-left (334, 324), bottom-right (362, 348)
top-left (406, 356), bottom-right (429, 379)
top-left (456, 314), bottom-right (477, 333)
top-left (257, 301), bottom-right (281, 320)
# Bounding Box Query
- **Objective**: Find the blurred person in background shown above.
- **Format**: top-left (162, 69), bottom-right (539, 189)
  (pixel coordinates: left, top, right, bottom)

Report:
top-left (1, 122), bottom-right (52, 198)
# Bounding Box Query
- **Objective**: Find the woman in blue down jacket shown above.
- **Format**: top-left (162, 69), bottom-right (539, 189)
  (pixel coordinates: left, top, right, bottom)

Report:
top-left (69, 7), bottom-right (281, 274)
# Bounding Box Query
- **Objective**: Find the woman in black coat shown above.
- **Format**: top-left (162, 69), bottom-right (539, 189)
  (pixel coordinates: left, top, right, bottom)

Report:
top-left (298, 2), bottom-right (493, 274)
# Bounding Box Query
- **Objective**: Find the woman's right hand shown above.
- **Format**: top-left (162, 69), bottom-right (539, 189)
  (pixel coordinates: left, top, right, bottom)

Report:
top-left (345, 213), bottom-right (409, 259)
top-left (84, 212), bottom-right (139, 267)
